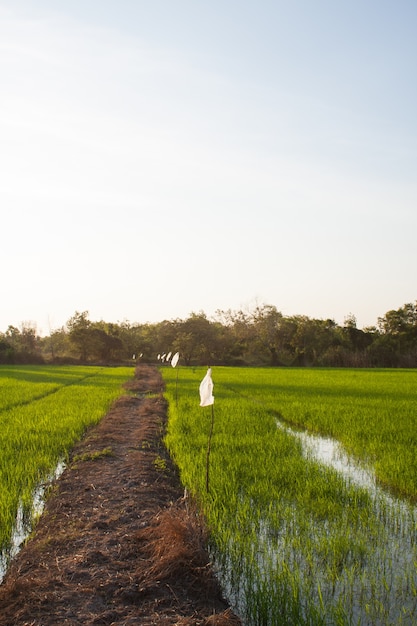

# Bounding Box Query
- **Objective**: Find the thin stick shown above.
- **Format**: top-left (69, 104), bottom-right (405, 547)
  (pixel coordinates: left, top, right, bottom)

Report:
top-left (206, 403), bottom-right (215, 493)
top-left (175, 367), bottom-right (179, 406)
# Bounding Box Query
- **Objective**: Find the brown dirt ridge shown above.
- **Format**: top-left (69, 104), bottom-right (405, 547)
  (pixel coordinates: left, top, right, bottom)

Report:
top-left (0, 364), bottom-right (242, 626)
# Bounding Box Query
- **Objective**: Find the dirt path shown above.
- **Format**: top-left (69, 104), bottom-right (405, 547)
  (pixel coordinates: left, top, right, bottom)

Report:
top-left (0, 365), bottom-right (241, 626)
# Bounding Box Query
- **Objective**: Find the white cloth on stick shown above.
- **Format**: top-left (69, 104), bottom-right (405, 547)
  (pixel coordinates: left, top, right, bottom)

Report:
top-left (199, 368), bottom-right (214, 407)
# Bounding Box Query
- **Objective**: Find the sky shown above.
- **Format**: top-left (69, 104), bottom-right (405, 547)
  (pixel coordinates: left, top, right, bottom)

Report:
top-left (1, 1), bottom-right (416, 334)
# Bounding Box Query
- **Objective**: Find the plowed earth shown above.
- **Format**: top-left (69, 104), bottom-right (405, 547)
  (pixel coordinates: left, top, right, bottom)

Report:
top-left (0, 364), bottom-right (241, 626)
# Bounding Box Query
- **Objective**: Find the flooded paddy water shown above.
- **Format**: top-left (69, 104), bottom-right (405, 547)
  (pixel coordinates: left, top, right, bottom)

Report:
top-left (0, 461), bottom-right (65, 583)
top-left (228, 421), bottom-right (417, 624)
top-left (291, 422), bottom-right (416, 611)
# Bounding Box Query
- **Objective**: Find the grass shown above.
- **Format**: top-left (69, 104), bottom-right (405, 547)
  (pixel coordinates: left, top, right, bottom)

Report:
top-left (162, 366), bottom-right (417, 625)
top-left (73, 447), bottom-right (114, 463)
top-left (0, 365), bottom-right (132, 558)
top-left (214, 367), bottom-right (417, 500)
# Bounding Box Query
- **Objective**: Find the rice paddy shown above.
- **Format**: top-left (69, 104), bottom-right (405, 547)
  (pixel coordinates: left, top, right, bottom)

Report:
top-left (0, 365), bottom-right (132, 576)
top-left (162, 366), bottom-right (417, 625)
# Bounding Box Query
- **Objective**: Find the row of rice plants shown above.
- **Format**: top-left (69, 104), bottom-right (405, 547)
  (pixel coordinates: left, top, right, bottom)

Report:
top-left (0, 365), bottom-right (91, 412)
top-left (162, 366), bottom-right (417, 625)
top-left (0, 365), bottom-right (132, 561)
top-left (214, 367), bottom-right (417, 500)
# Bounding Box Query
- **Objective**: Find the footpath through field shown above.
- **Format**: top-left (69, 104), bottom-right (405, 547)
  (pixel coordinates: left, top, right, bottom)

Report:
top-left (0, 364), bottom-right (240, 626)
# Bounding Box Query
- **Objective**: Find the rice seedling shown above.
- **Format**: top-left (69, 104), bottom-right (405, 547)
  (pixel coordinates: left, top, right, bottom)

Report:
top-left (0, 365), bottom-right (86, 411)
top-left (0, 365), bottom-right (132, 570)
top-left (162, 366), bottom-right (417, 625)
top-left (212, 367), bottom-right (417, 500)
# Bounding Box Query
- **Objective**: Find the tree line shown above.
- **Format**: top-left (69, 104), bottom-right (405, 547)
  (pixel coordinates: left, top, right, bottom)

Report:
top-left (1, 301), bottom-right (416, 368)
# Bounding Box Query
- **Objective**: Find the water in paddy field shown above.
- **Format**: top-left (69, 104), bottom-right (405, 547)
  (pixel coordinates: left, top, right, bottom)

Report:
top-left (217, 420), bottom-right (417, 625)
top-left (285, 426), bottom-right (377, 491)
top-left (272, 421), bottom-right (417, 624)
top-left (0, 461), bottom-right (66, 583)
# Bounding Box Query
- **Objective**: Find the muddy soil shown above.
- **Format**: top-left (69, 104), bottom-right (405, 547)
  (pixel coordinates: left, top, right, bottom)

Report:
top-left (0, 364), bottom-right (241, 626)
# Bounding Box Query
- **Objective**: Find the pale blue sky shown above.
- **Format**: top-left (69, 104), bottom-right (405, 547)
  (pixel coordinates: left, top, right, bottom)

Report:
top-left (1, 1), bottom-right (416, 334)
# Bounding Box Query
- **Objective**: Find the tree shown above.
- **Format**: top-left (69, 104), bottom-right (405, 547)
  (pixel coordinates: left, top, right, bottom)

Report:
top-left (89, 325), bottom-right (123, 362)
top-left (376, 302), bottom-right (417, 366)
top-left (67, 311), bottom-right (93, 361)
top-left (42, 327), bottom-right (71, 361)
top-left (289, 316), bottom-right (332, 366)
top-left (175, 313), bottom-right (220, 365)
top-left (0, 334), bottom-right (13, 363)
top-left (341, 314), bottom-right (374, 359)
top-left (215, 308), bottom-right (255, 365)
top-left (4, 299), bottom-right (416, 368)
top-left (251, 304), bottom-right (283, 365)
top-left (378, 302), bottom-right (417, 337)
top-left (3, 323), bottom-right (43, 363)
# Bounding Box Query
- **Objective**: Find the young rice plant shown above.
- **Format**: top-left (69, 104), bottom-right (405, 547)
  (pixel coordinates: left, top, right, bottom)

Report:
top-left (0, 365), bottom-right (132, 566)
top-left (162, 366), bottom-right (417, 625)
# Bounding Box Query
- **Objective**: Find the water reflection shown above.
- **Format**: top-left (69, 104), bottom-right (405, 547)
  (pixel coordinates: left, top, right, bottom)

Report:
top-left (281, 424), bottom-right (377, 490)
top-left (0, 460), bottom-right (65, 583)
top-left (268, 420), bottom-right (417, 624)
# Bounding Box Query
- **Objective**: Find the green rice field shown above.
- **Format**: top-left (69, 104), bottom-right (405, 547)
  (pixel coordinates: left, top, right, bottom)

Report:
top-left (162, 366), bottom-right (417, 625)
top-left (0, 365), bottom-right (132, 568)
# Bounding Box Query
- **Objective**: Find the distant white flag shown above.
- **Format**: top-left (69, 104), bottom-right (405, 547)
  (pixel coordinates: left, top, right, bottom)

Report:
top-left (199, 368), bottom-right (214, 407)
top-left (171, 352), bottom-right (180, 368)
top-left (166, 351), bottom-right (172, 362)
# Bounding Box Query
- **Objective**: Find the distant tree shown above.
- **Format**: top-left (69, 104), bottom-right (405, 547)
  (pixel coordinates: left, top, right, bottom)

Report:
top-left (0, 334), bottom-right (13, 363)
top-left (140, 323), bottom-right (163, 361)
top-left (3, 323), bottom-right (43, 363)
top-left (215, 308), bottom-right (256, 365)
top-left (341, 314), bottom-right (373, 356)
top-left (288, 316), bottom-right (336, 366)
top-left (250, 304), bottom-right (283, 365)
top-left (378, 302), bottom-right (417, 336)
top-left (375, 302), bottom-right (417, 366)
top-left (153, 319), bottom-right (181, 359)
top-left (89, 321), bottom-right (124, 361)
top-left (66, 313), bottom-right (128, 362)
top-left (67, 311), bottom-right (94, 361)
top-left (5, 298), bottom-right (416, 368)
top-left (5, 325), bottom-right (21, 353)
top-left (117, 321), bottom-right (140, 359)
top-left (175, 313), bottom-right (220, 365)
top-left (41, 326), bottom-right (71, 361)
top-left (19, 322), bottom-right (40, 356)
